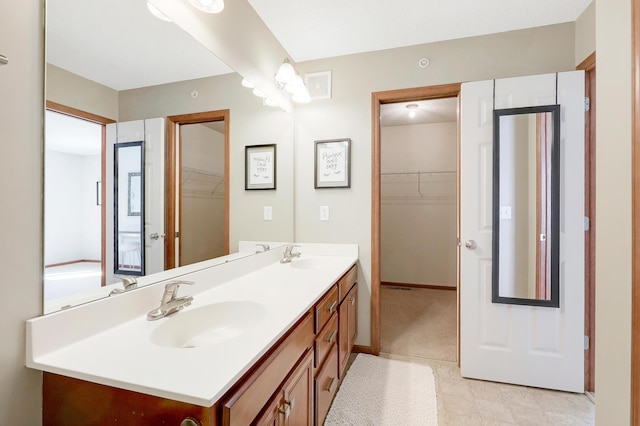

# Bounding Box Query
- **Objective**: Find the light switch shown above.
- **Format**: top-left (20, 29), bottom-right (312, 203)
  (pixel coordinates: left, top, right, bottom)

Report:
top-left (499, 206), bottom-right (512, 220)
top-left (320, 206), bottom-right (330, 221)
top-left (264, 206), bottom-right (272, 221)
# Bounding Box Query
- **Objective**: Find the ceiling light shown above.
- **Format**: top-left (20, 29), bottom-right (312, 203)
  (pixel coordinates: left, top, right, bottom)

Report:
top-left (146, 2), bottom-right (172, 22)
top-left (241, 78), bottom-right (254, 88)
top-left (188, 0), bottom-right (224, 14)
top-left (292, 90), bottom-right (311, 104)
top-left (275, 59), bottom-right (296, 85)
top-left (285, 75), bottom-right (306, 95)
top-left (406, 103), bottom-right (419, 118)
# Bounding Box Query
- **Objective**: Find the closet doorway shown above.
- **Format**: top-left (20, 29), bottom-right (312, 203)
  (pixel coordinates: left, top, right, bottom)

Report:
top-left (378, 96), bottom-right (459, 363)
top-left (371, 83), bottom-right (462, 358)
top-left (166, 110), bottom-right (229, 269)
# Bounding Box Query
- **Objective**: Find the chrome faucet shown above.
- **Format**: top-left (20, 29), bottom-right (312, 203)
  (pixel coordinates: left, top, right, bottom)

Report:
top-left (109, 277), bottom-right (138, 296)
top-left (147, 280), bottom-right (194, 321)
top-left (255, 243), bottom-right (270, 253)
top-left (280, 244), bottom-right (301, 263)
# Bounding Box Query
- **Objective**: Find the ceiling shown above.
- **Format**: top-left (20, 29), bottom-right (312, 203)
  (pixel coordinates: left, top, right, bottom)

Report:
top-left (47, 0), bottom-right (593, 92)
top-left (381, 98), bottom-right (458, 127)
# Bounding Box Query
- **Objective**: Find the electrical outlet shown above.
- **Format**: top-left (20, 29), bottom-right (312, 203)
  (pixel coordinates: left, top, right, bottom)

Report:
top-left (264, 206), bottom-right (272, 221)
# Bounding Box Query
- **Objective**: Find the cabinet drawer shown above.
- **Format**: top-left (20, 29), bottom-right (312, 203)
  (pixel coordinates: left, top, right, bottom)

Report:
top-left (338, 265), bottom-right (357, 303)
top-left (314, 345), bottom-right (339, 426)
top-left (315, 285), bottom-right (338, 333)
top-left (221, 313), bottom-right (314, 426)
top-left (314, 312), bottom-right (338, 369)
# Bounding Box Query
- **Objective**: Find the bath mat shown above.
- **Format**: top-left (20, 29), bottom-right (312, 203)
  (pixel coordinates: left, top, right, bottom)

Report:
top-left (324, 354), bottom-right (438, 425)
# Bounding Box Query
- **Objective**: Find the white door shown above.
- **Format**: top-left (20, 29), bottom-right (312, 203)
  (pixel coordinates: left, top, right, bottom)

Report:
top-left (106, 119), bottom-right (165, 280)
top-left (459, 71), bottom-right (585, 392)
top-left (143, 118), bottom-right (165, 274)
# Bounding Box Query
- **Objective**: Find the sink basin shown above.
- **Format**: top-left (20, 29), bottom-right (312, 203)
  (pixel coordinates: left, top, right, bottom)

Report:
top-left (150, 301), bottom-right (266, 348)
top-left (287, 258), bottom-right (327, 270)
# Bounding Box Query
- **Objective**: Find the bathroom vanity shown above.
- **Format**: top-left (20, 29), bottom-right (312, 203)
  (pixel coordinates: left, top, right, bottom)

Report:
top-left (27, 243), bottom-right (358, 426)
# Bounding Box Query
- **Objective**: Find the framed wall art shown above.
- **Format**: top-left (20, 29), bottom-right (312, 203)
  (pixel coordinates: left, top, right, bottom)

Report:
top-left (245, 144), bottom-right (276, 190)
top-left (315, 138), bottom-right (351, 188)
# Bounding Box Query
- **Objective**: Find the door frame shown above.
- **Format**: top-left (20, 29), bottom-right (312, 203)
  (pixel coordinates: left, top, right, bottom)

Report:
top-left (165, 110), bottom-right (230, 269)
top-left (369, 83), bottom-right (462, 355)
top-left (576, 52), bottom-right (596, 393)
top-left (632, 0), bottom-right (640, 420)
top-left (45, 100), bottom-right (115, 286)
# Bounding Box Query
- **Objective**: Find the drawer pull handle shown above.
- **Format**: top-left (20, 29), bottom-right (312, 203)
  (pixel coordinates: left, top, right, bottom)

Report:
top-left (180, 418), bottom-right (201, 426)
top-left (279, 399), bottom-right (294, 418)
top-left (350, 296), bottom-right (355, 305)
top-left (326, 330), bottom-right (337, 344)
top-left (326, 377), bottom-right (336, 392)
top-left (326, 301), bottom-right (337, 313)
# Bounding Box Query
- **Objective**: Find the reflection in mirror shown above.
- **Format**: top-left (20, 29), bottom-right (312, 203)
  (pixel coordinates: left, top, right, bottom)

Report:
top-left (43, 0), bottom-right (289, 314)
top-left (492, 105), bottom-right (560, 308)
top-left (114, 141), bottom-right (145, 276)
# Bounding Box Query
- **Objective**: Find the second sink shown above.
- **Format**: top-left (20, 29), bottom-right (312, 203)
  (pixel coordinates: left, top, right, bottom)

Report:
top-left (150, 301), bottom-right (266, 349)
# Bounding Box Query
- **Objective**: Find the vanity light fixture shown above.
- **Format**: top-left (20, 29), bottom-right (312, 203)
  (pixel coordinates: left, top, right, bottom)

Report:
top-left (146, 2), bottom-right (172, 22)
top-left (252, 88), bottom-right (267, 98)
top-left (406, 103), bottom-right (419, 118)
top-left (241, 78), bottom-right (254, 88)
top-left (188, 0), bottom-right (224, 14)
top-left (274, 58), bottom-right (311, 104)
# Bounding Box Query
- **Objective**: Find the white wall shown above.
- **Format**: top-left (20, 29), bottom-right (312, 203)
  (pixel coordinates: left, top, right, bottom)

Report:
top-left (295, 23), bottom-right (576, 347)
top-left (380, 122), bottom-right (457, 287)
top-left (44, 151), bottom-right (101, 265)
top-left (0, 0), bottom-right (44, 424)
top-left (575, 1), bottom-right (596, 66)
top-left (595, 0), bottom-right (632, 423)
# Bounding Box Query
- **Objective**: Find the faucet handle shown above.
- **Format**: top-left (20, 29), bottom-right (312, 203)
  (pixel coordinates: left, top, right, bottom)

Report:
top-left (255, 243), bottom-right (270, 253)
top-left (284, 244), bottom-right (301, 255)
top-left (121, 277), bottom-right (137, 290)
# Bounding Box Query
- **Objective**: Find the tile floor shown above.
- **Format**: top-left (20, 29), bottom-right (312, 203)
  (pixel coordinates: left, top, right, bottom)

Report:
top-left (376, 286), bottom-right (595, 425)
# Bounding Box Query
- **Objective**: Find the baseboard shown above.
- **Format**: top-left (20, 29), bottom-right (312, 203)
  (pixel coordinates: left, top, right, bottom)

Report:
top-left (353, 345), bottom-right (375, 355)
top-left (381, 281), bottom-right (456, 291)
top-left (45, 259), bottom-right (101, 268)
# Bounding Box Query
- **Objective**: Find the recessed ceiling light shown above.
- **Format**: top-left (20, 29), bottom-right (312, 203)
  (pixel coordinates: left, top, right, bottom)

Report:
top-left (406, 103), bottom-right (419, 118)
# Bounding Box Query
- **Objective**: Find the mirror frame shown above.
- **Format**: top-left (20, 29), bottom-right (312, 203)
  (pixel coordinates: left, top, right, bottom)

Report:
top-left (492, 104), bottom-right (561, 308)
top-left (114, 140), bottom-right (145, 276)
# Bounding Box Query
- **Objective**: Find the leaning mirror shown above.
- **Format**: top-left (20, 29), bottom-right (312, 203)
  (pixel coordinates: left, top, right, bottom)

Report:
top-left (492, 105), bottom-right (560, 308)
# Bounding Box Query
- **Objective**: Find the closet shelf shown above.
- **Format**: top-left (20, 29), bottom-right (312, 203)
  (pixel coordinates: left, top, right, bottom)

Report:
top-left (182, 166), bottom-right (225, 198)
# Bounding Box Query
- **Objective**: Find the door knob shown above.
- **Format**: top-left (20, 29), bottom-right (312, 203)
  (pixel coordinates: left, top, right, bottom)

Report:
top-left (150, 233), bottom-right (165, 240)
top-left (465, 240), bottom-right (477, 250)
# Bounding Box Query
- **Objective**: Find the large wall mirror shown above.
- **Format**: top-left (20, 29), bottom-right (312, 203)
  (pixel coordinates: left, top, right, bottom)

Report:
top-left (492, 105), bottom-right (560, 308)
top-left (43, 0), bottom-right (294, 314)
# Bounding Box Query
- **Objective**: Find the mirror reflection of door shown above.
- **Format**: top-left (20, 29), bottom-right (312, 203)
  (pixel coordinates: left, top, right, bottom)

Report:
top-left (178, 121), bottom-right (226, 267)
top-left (44, 109), bottom-right (106, 302)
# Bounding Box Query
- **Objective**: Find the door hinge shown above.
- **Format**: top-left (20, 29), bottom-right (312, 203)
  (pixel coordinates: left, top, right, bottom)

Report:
top-left (175, 231), bottom-right (180, 238)
top-left (584, 335), bottom-right (590, 350)
top-left (585, 97), bottom-right (590, 112)
top-left (584, 216), bottom-right (590, 231)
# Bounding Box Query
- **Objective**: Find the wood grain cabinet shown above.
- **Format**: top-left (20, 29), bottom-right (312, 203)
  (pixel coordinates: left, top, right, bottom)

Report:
top-left (338, 266), bottom-right (358, 379)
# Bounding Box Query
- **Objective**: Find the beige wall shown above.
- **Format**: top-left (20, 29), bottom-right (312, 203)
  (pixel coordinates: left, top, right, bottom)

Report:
top-left (575, 1), bottom-right (596, 66)
top-left (46, 64), bottom-right (118, 120)
top-left (380, 122), bottom-right (457, 287)
top-left (295, 23), bottom-right (576, 347)
top-left (595, 0), bottom-right (632, 423)
top-left (0, 1), bottom-right (44, 425)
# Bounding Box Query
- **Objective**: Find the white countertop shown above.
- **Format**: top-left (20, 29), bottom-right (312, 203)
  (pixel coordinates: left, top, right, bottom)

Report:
top-left (27, 243), bottom-right (358, 407)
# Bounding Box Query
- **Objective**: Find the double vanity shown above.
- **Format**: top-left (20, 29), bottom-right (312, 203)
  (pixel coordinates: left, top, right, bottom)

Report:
top-left (27, 243), bottom-right (359, 425)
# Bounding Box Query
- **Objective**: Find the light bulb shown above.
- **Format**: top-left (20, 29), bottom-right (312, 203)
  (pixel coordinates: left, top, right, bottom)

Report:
top-left (285, 75), bottom-right (305, 95)
top-left (409, 110), bottom-right (416, 118)
top-left (292, 90), bottom-right (311, 104)
top-left (252, 88), bottom-right (266, 98)
top-left (275, 60), bottom-right (295, 84)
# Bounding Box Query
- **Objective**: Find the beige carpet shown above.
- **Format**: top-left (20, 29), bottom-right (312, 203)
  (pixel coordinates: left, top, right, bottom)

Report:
top-left (381, 286), bottom-right (457, 362)
top-left (324, 354), bottom-right (438, 425)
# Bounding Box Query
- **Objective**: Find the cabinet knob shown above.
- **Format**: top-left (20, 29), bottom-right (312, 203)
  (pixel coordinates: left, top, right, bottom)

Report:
top-left (180, 418), bottom-right (201, 426)
top-left (350, 296), bottom-right (355, 305)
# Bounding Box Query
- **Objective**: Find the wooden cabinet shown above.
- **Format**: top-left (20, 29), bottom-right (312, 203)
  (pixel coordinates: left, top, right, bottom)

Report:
top-left (338, 266), bottom-right (358, 379)
top-left (255, 349), bottom-right (313, 426)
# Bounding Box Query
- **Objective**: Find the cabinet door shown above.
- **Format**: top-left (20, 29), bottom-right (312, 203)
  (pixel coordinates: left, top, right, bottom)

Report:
top-left (338, 285), bottom-right (358, 378)
top-left (282, 349), bottom-right (313, 426)
top-left (254, 391), bottom-right (284, 426)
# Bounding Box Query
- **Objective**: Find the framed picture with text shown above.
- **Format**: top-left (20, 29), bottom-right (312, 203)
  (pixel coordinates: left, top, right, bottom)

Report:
top-left (245, 144), bottom-right (276, 190)
top-left (315, 138), bottom-right (351, 188)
